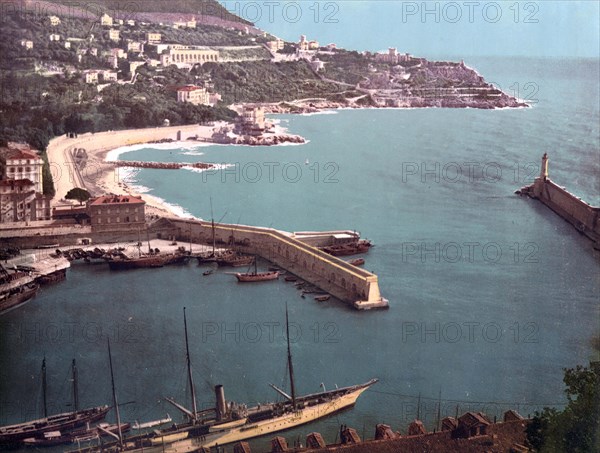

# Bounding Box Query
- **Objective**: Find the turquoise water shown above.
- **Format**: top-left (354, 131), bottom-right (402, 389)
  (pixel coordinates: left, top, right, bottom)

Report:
top-left (1, 57), bottom-right (598, 450)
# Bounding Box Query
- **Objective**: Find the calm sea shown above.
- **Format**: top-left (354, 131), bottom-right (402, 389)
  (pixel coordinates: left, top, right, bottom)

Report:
top-left (1, 57), bottom-right (598, 451)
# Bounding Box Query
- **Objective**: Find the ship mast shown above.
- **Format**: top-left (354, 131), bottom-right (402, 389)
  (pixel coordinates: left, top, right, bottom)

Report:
top-left (72, 359), bottom-right (79, 412)
top-left (107, 339), bottom-right (123, 447)
top-left (184, 307), bottom-right (198, 422)
top-left (210, 197), bottom-right (216, 257)
top-left (42, 357), bottom-right (48, 418)
top-left (285, 305), bottom-right (297, 409)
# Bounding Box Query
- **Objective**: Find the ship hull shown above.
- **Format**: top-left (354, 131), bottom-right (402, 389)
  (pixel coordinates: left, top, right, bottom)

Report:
top-left (0, 283), bottom-right (39, 315)
top-left (235, 272), bottom-right (279, 282)
top-left (0, 406), bottom-right (110, 445)
top-left (124, 383), bottom-right (373, 452)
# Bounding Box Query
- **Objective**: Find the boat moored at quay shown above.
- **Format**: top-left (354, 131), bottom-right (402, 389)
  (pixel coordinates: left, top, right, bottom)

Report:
top-left (68, 308), bottom-right (377, 452)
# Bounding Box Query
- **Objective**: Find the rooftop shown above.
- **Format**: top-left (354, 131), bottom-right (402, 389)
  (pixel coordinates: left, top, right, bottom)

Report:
top-left (88, 195), bottom-right (146, 206)
top-left (0, 143), bottom-right (42, 161)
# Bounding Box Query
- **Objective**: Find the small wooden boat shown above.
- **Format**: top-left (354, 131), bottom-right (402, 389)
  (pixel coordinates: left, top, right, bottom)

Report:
top-left (284, 276), bottom-right (297, 282)
top-left (235, 259), bottom-right (279, 282)
top-left (314, 295), bottom-right (331, 302)
top-left (349, 258), bottom-right (365, 266)
top-left (203, 270), bottom-right (214, 276)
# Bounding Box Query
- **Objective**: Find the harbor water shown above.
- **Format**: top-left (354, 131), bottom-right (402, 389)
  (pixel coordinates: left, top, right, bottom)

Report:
top-left (1, 56), bottom-right (598, 451)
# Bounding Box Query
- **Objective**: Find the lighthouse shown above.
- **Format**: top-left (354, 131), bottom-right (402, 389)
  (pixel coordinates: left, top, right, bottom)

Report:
top-left (541, 152), bottom-right (549, 181)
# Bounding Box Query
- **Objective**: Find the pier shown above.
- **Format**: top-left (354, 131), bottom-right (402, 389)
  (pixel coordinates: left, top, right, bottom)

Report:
top-left (517, 153), bottom-right (600, 246)
top-left (152, 218), bottom-right (389, 310)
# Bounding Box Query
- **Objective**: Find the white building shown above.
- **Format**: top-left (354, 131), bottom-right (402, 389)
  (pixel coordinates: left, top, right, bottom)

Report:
top-left (108, 29), bottom-right (120, 41)
top-left (84, 71), bottom-right (99, 84)
top-left (21, 40), bottom-right (33, 49)
top-left (49, 34), bottom-right (61, 41)
top-left (101, 70), bottom-right (118, 82)
top-left (146, 32), bottom-right (161, 44)
top-left (175, 85), bottom-right (210, 105)
top-left (159, 45), bottom-right (219, 68)
top-left (100, 14), bottom-right (113, 26)
top-left (127, 41), bottom-right (144, 53)
top-left (0, 143), bottom-right (44, 194)
top-left (49, 16), bottom-right (61, 26)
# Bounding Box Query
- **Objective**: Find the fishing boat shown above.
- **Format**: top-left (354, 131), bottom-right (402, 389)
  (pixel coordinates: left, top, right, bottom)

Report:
top-left (314, 295), bottom-right (331, 302)
top-left (348, 258), bottom-right (365, 266)
top-left (69, 308), bottom-right (377, 452)
top-left (0, 359), bottom-right (110, 447)
top-left (235, 259), bottom-right (279, 282)
top-left (321, 239), bottom-right (372, 257)
top-left (107, 231), bottom-right (187, 270)
top-left (216, 252), bottom-right (254, 268)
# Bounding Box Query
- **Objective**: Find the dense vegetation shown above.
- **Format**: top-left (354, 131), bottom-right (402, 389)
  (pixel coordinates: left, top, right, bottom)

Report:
top-left (193, 60), bottom-right (343, 103)
top-left (526, 363), bottom-right (600, 452)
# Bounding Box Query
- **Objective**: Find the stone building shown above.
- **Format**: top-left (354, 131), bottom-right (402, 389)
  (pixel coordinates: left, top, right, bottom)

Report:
top-left (146, 32), bottom-right (161, 44)
top-left (87, 195), bottom-right (146, 232)
top-left (160, 46), bottom-right (219, 68)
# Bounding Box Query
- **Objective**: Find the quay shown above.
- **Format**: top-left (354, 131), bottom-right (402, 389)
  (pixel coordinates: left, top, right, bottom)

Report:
top-left (0, 219), bottom-right (388, 310)
top-left (517, 153), bottom-right (600, 247)
top-left (151, 218), bottom-right (389, 310)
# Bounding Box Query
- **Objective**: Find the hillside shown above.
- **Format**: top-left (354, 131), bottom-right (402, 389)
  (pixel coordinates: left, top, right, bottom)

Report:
top-left (34, 0), bottom-right (253, 27)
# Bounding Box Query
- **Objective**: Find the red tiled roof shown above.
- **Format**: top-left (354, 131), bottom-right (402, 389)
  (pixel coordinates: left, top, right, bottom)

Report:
top-left (88, 194), bottom-right (145, 206)
top-left (0, 143), bottom-right (42, 161)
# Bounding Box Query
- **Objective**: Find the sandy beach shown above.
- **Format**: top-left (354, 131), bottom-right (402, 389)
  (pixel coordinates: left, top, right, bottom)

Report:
top-left (46, 123), bottom-right (223, 218)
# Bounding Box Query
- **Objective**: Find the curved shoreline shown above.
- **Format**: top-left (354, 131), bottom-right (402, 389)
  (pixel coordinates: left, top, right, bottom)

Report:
top-left (46, 124), bottom-right (220, 218)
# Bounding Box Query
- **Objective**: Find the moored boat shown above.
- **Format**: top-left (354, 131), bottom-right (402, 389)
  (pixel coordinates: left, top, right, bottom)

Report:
top-left (235, 259), bottom-right (279, 282)
top-left (321, 239), bottom-right (372, 257)
top-left (0, 360), bottom-right (110, 447)
top-left (349, 258), bottom-right (365, 266)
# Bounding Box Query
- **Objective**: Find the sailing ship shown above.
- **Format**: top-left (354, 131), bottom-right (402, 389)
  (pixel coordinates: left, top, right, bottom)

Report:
top-left (235, 258), bottom-right (279, 282)
top-left (0, 359), bottom-right (110, 447)
top-left (70, 307), bottom-right (376, 452)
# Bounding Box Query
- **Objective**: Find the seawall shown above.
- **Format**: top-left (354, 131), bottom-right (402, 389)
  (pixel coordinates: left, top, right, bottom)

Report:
top-left (519, 177), bottom-right (600, 245)
top-left (152, 218), bottom-right (389, 310)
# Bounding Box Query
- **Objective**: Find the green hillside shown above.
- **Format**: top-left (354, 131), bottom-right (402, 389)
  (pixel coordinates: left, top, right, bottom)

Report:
top-left (44, 0), bottom-right (253, 26)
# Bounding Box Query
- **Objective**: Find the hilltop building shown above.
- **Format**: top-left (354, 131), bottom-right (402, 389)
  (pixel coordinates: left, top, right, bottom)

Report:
top-left (84, 71), bottom-right (99, 84)
top-left (266, 39), bottom-right (284, 53)
top-left (171, 85), bottom-right (221, 106)
top-left (127, 41), bottom-right (144, 53)
top-left (146, 32), bottom-right (161, 44)
top-left (100, 13), bottom-right (113, 27)
top-left (49, 15), bottom-right (61, 26)
top-left (49, 34), bottom-right (61, 42)
top-left (159, 46), bottom-right (219, 68)
top-left (173, 17), bottom-right (197, 29)
top-left (20, 40), bottom-right (33, 49)
top-left (108, 29), bottom-right (120, 41)
top-left (375, 48), bottom-right (412, 64)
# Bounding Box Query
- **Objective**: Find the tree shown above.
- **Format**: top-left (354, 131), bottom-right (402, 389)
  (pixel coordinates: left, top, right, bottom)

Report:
top-left (527, 362), bottom-right (600, 452)
top-left (65, 188), bottom-right (91, 205)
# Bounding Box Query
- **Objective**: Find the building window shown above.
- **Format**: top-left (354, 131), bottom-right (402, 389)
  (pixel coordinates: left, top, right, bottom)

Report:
top-left (116, 217), bottom-right (120, 223)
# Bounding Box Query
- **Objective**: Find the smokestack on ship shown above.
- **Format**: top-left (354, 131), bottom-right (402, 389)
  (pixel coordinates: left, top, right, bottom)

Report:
top-left (215, 385), bottom-right (227, 421)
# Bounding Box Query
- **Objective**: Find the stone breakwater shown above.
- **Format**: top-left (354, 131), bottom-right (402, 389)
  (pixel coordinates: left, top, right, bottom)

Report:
top-left (114, 161), bottom-right (215, 170)
top-left (212, 134), bottom-right (306, 146)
